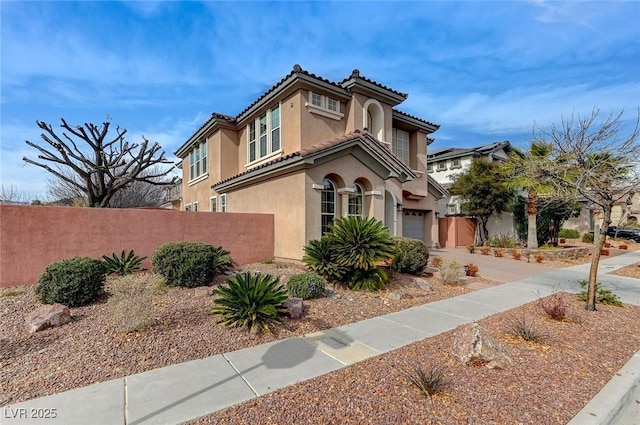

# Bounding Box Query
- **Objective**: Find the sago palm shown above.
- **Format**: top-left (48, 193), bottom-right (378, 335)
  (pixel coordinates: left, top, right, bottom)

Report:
top-left (212, 272), bottom-right (288, 332)
top-left (329, 216), bottom-right (395, 270)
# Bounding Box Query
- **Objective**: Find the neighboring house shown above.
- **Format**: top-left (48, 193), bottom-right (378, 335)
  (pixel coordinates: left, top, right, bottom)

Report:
top-left (160, 178), bottom-right (182, 210)
top-left (427, 141), bottom-right (516, 244)
top-left (174, 65), bottom-right (448, 259)
top-left (564, 192), bottom-right (640, 234)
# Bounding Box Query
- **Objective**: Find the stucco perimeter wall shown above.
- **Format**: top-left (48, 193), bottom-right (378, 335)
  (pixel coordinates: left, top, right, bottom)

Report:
top-left (0, 205), bottom-right (274, 287)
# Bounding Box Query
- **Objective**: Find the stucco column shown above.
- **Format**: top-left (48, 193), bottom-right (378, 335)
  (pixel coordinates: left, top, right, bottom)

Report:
top-left (337, 188), bottom-right (354, 217)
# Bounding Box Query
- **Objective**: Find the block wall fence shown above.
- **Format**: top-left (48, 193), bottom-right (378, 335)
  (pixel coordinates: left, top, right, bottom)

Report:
top-left (0, 205), bottom-right (274, 288)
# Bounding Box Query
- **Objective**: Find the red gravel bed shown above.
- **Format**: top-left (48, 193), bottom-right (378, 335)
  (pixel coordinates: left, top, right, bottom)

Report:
top-left (188, 296), bottom-right (640, 425)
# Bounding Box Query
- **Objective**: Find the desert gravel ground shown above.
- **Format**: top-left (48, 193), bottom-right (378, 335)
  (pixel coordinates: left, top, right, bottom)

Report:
top-left (2, 252), bottom-right (639, 424)
top-left (0, 262), bottom-right (469, 406)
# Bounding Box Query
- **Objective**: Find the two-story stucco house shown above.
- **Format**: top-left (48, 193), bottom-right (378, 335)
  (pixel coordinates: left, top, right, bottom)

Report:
top-left (428, 141), bottom-right (516, 241)
top-left (174, 65), bottom-right (448, 260)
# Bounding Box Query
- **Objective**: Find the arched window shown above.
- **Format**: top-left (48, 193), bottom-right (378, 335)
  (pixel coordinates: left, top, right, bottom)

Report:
top-left (363, 99), bottom-right (384, 141)
top-left (348, 183), bottom-right (364, 217)
top-left (321, 179), bottom-right (335, 234)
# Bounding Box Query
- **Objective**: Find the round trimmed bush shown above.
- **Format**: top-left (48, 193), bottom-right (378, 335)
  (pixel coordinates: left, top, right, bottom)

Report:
top-left (558, 228), bottom-right (580, 239)
top-left (286, 273), bottom-right (326, 299)
top-left (582, 232), bottom-right (594, 243)
top-left (152, 242), bottom-right (230, 288)
top-left (390, 237), bottom-right (429, 275)
top-left (35, 257), bottom-right (106, 307)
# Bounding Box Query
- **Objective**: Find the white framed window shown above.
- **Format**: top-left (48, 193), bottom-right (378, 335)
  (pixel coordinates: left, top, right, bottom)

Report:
top-left (321, 179), bottom-right (335, 235)
top-left (437, 161), bottom-right (447, 171)
top-left (306, 91), bottom-right (343, 120)
top-left (220, 194), bottom-right (227, 212)
top-left (348, 183), bottom-right (364, 217)
top-left (247, 104), bottom-right (281, 164)
top-left (392, 128), bottom-right (410, 165)
top-left (192, 201), bottom-right (198, 212)
top-left (451, 159), bottom-right (461, 169)
top-left (210, 196), bottom-right (217, 212)
top-left (427, 162), bottom-right (434, 172)
top-left (184, 203), bottom-right (192, 212)
top-left (189, 141), bottom-right (207, 181)
top-left (447, 203), bottom-right (457, 215)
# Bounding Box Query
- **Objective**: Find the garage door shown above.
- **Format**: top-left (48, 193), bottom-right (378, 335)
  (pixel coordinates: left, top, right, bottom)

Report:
top-left (402, 210), bottom-right (425, 242)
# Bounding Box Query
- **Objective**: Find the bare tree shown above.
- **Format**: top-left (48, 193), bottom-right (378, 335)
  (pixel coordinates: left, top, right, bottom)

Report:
top-left (23, 118), bottom-right (177, 207)
top-left (46, 165), bottom-right (171, 208)
top-left (0, 185), bottom-right (28, 204)
top-left (533, 108), bottom-right (640, 311)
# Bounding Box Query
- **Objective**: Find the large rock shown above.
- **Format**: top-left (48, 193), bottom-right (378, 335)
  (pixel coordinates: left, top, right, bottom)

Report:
top-left (451, 323), bottom-right (514, 370)
top-left (284, 298), bottom-right (304, 319)
top-left (25, 304), bottom-right (72, 334)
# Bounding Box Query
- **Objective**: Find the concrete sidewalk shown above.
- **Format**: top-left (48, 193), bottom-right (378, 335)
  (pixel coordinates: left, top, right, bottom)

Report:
top-left (2, 251), bottom-right (639, 425)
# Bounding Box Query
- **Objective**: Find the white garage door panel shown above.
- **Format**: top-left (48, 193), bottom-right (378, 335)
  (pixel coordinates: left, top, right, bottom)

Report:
top-left (403, 211), bottom-right (424, 242)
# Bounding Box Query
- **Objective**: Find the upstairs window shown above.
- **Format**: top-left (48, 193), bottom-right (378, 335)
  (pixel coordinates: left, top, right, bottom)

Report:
top-left (210, 196), bottom-right (217, 212)
top-left (392, 128), bottom-right (410, 165)
top-left (247, 104), bottom-right (281, 164)
top-left (306, 91), bottom-right (343, 120)
top-left (437, 161), bottom-right (447, 171)
top-left (427, 162), bottom-right (434, 172)
top-left (189, 141), bottom-right (207, 181)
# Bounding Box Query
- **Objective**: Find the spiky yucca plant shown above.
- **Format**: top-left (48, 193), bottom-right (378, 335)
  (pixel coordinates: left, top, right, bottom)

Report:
top-left (212, 272), bottom-right (288, 332)
top-left (329, 216), bottom-right (395, 271)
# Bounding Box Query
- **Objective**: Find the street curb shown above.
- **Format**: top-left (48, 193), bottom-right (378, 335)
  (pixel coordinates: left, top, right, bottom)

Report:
top-left (566, 350), bottom-right (640, 425)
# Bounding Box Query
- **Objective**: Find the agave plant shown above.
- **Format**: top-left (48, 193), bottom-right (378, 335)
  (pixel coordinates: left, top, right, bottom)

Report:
top-left (102, 250), bottom-right (147, 276)
top-left (212, 272), bottom-right (288, 332)
top-left (348, 268), bottom-right (389, 291)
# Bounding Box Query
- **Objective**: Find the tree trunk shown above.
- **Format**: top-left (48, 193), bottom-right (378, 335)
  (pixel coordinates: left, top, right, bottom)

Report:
top-left (586, 207), bottom-right (612, 311)
top-left (527, 192), bottom-right (538, 249)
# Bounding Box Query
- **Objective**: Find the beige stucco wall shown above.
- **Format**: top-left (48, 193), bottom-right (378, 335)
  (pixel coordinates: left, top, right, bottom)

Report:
top-left (226, 171), bottom-right (307, 259)
top-left (305, 155), bottom-right (395, 243)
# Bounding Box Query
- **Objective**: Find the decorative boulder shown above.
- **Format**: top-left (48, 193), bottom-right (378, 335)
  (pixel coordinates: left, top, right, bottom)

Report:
top-left (451, 323), bottom-right (514, 370)
top-left (25, 303), bottom-right (72, 334)
top-left (283, 298), bottom-right (304, 319)
top-left (194, 286), bottom-right (215, 297)
top-left (413, 277), bottom-right (433, 291)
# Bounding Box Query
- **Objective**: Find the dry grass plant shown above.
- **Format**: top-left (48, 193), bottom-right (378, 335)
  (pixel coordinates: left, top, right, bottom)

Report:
top-left (107, 273), bottom-right (166, 333)
top-left (399, 360), bottom-right (448, 399)
top-left (480, 246), bottom-right (492, 255)
top-left (533, 253), bottom-right (546, 263)
top-left (430, 256), bottom-right (443, 268)
top-left (511, 249), bottom-right (522, 260)
top-left (439, 258), bottom-right (462, 285)
top-left (506, 313), bottom-right (550, 344)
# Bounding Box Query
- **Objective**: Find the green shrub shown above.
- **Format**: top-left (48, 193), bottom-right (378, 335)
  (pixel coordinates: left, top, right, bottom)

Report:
top-left (487, 233), bottom-right (518, 248)
top-left (577, 279), bottom-right (622, 307)
top-left (286, 273), bottom-right (326, 299)
top-left (390, 237), bottom-right (429, 275)
top-left (212, 272), bottom-right (288, 332)
top-left (558, 228), bottom-right (580, 239)
top-left (582, 232), bottom-right (594, 243)
top-left (102, 250), bottom-right (147, 276)
top-left (107, 273), bottom-right (165, 333)
top-left (152, 242), bottom-right (233, 288)
top-left (35, 257), bottom-right (106, 307)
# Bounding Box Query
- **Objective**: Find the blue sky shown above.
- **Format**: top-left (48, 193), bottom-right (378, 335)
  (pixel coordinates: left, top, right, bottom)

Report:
top-left (1, 1), bottom-right (639, 200)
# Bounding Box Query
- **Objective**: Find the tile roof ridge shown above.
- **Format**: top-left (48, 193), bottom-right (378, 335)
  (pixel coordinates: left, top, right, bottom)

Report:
top-left (392, 108), bottom-right (440, 129)
top-left (338, 69), bottom-right (408, 98)
top-left (235, 64), bottom-right (346, 119)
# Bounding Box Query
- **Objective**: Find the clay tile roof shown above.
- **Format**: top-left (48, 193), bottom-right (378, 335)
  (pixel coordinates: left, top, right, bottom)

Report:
top-left (235, 64), bottom-right (345, 119)
top-left (212, 152), bottom-right (302, 188)
top-left (176, 112), bottom-right (237, 156)
top-left (339, 69), bottom-right (408, 99)
top-left (393, 109), bottom-right (440, 129)
top-left (299, 129), bottom-right (367, 157)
